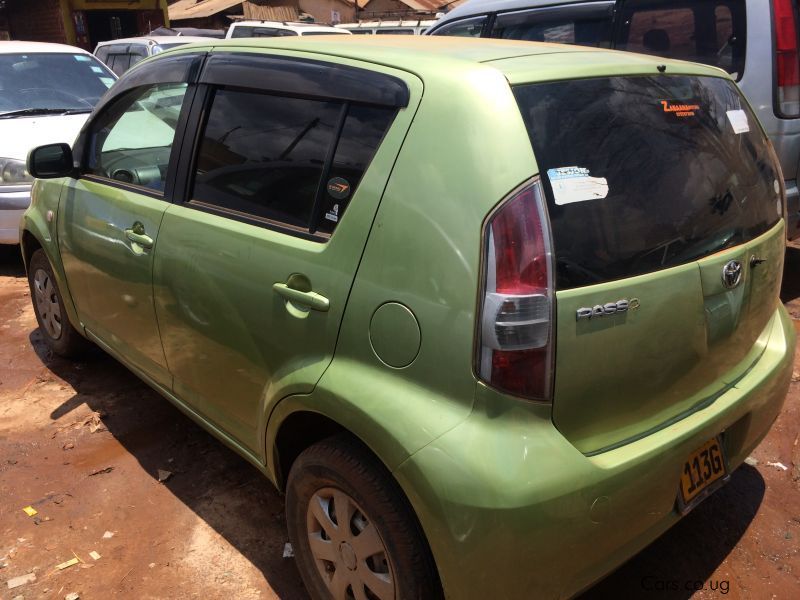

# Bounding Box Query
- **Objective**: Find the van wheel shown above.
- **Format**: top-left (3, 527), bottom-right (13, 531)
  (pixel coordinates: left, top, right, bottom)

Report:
top-left (286, 434), bottom-right (441, 600)
top-left (28, 249), bottom-right (87, 357)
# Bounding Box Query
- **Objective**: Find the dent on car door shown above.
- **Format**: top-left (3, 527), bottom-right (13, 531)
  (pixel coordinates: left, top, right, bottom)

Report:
top-left (152, 53), bottom-right (420, 458)
top-left (57, 77), bottom-right (194, 387)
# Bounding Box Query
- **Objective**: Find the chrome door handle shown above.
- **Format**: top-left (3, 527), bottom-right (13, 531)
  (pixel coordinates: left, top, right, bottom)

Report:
top-left (272, 283), bottom-right (329, 312)
top-left (125, 229), bottom-right (154, 248)
top-left (750, 256), bottom-right (766, 268)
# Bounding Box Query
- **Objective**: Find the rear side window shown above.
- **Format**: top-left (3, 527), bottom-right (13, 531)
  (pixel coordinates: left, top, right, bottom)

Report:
top-left (490, 6), bottom-right (613, 46)
top-left (431, 16), bottom-right (487, 37)
top-left (615, 0), bottom-right (746, 79)
top-left (190, 89), bottom-right (396, 237)
top-left (514, 75), bottom-right (783, 289)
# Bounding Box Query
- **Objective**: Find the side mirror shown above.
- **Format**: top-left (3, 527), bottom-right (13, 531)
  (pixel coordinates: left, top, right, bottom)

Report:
top-left (27, 143), bottom-right (75, 179)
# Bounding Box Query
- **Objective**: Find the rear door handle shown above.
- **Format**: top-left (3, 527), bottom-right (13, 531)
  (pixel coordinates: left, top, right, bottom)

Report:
top-left (125, 228), bottom-right (154, 249)
top-left (272, 283), bottom-right (329, 312)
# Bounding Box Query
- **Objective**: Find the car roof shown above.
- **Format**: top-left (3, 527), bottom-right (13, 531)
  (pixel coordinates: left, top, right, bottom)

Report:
top-left (231, 21), bottom-right (342, 31)
top-left (434, 0), bottom-right (613, 27)
top-left (95, 36), bottom-right (210, 46)
top-left (176, 35), bottom-right (727, 82)
top-left (0, 40), bottom-right (95, 55)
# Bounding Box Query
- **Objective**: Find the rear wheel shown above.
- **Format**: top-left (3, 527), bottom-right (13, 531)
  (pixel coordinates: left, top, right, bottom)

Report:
top-left (28, 249), bottom-right (87, 357)
top-left (286, 434), bottom-right (441, 600)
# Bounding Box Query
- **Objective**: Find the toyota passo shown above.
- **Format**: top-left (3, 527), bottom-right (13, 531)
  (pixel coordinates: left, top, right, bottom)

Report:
top-left (20, 37), bottom-right (795, 599)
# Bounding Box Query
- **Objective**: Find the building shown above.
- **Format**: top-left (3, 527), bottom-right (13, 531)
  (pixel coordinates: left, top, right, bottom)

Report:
top-left (361, 0), bottom-right (459, 20)
top-left (0, 1), bottom-right (170, 49)
top-left (168, 0), bottom-right (356, 29)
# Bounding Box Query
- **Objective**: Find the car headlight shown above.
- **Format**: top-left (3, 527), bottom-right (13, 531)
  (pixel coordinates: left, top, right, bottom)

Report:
top-left (0, 157), bottom-right (34, 185)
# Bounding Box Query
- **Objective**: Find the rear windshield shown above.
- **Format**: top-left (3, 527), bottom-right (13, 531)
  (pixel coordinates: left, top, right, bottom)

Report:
top-left (514, 75), bottom-right (782, 290)
top-left (614, 0), bottom-right (746, 79)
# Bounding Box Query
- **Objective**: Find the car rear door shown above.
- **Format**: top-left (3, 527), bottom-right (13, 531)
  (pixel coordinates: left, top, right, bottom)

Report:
top-left (58, 53), bottom-right (203, 388)
top-left (152, 51), bottom-right (422, 458)
top-left (512, 72), bottom-right (785, 454)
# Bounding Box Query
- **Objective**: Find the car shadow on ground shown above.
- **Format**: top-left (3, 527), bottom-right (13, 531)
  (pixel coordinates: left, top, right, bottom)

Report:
top-left (781, 245), bottom-right (800, 308)
top-left (29, 327), bottom-right (309, 599)
top-left (579, 465), bottom-right (764, 599)
top-left (0, 244), bottom-right (25, 277)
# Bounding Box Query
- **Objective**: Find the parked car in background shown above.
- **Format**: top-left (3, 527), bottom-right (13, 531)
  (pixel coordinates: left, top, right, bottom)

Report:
top-left (226, 20), bottom-right (351, 38)
top-left (21, 36), bottom-right (794, 599)
top-left (0, 41), bottom-right (114, 245)
top-left (336, 19), bottom-right (437, 34)
top-left (429, 0), bottom-right (800, 241)
top-left (94, 36), bottom-right (209, 76)
top-left (150, 26), bottom-right (227, 39)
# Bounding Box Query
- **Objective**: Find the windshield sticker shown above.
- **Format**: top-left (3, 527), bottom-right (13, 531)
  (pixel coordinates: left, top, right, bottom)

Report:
top-left (325, 204), bottom-right (340, 223)
top-left (74, 55), bottom-right (91, 61)
top-left (100, 77), bottom-right (114, 88)
top-left (661, 100), bottom-right (700, 117)
top-left (547, 167), bottom-right (609, 206)
top-left (90, 66), bottom-right (103, 73)
top-left (726, 109), bottom-right (750, 134)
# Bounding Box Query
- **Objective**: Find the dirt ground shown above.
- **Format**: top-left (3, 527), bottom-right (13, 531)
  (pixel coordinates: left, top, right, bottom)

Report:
top-left (1, 244), bottom-right (799, 600)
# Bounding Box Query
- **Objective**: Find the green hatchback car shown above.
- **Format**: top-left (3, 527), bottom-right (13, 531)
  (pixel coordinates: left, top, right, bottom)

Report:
top-left (21, 37), bottom-right (795, 599)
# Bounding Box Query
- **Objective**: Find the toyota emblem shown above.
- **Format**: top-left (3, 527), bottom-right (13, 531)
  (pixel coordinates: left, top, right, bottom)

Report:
top-left (721, 260), bottom-right (743, 289)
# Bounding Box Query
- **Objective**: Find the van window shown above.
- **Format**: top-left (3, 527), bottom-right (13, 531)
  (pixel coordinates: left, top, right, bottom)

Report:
top-left (615, 0), bottom-right (746, 79)
top-left (514, 75), bottom-right (782, 289)
top-left (231, 26), bottom-right (297, 38)
top-left (490, 5), bottom-right (613, 46)
top-left (431, 16), bottom-right (487, 37)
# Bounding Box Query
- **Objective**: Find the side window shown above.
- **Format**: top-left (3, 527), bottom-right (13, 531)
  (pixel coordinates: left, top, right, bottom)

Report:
top-left (85, 82), bottom-right (190, 193)
top-left (431, 16), bottom-right (487, 37)
top-left (491, 8), bottom-right (613, 47)
top-left (107, 53), bottom-right (131, 76)
top-left (615, 0), bottom-right (746, 79)
top-left (95, 47), bottom-right (110, 64)
top-left (190, 88), bottom-right (396, 236)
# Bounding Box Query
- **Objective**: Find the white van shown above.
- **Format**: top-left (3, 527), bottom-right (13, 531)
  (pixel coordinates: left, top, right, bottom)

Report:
top-left (336, 19), bottom-right (437, 35)
top-left (226, 21), bottom-right (351, 38)
top-left (0, 42), bottom-right (115, 244)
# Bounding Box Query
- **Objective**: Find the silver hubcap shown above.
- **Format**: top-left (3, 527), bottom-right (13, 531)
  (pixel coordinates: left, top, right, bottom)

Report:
top-left (306, 488), bottom-right (395, 600)
top-left (33, 268), bottom-right (62, 339)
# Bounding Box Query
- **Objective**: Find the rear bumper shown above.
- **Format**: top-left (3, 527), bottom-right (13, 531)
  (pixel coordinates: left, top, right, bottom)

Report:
top-left (0, 187), bottom-right (31, 244)
top-left (395, 307), bottom-right (795, 600)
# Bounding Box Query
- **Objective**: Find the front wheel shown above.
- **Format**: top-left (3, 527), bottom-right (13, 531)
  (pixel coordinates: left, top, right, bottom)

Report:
top-left (286, 434), bottom-right (441, 600)
top-left (28, 249), bottom-right (87, 357)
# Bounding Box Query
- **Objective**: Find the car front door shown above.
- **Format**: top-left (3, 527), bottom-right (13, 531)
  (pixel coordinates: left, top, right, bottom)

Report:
top-left (58, 54), bottom-right (201, 388)
top-left (152, 51), bottom-right (420, 459)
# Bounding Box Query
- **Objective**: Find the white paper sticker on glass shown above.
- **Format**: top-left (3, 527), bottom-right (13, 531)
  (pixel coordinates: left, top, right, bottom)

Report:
top-left (547, 166), bottom-right (609, 206)
top-left (726, 109), bottom-right (749, 134)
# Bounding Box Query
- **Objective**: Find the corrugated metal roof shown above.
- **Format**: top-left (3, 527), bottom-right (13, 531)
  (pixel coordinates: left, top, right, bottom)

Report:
top-left (169, 0), bottom-right (244, 21)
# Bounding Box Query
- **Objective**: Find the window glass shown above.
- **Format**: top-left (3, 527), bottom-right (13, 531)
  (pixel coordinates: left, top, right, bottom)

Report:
top-left (376, 29), bottom-right (414, 35)
top-left (0, 53), bottom-right (113, 114)
top-left (315, 105), bottom-right (397, 234)
top-left (491, 9), bottom-right (612, 46)
top-left (615, 0), bottom-right (746, 78)
top-left (107, 54), bottom-right (131, 76)
top-left (87, 83), bottom-right (189, 193)
top-left (95, 47), bottom-right (110, 63)
top-left (192, 90), bottom-right (340, 229)
top-left (231, 26), bottom-right (298, 38)
top-left (431, 16), bottom-right (487, 37)
top-left (514, 75), bottom-right (782, 289)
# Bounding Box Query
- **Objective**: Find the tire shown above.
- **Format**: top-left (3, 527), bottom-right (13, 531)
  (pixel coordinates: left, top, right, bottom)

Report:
top-left (286, 434), bottom-right (442, 600)
top-left (27, 249), bottom-right (87, 357)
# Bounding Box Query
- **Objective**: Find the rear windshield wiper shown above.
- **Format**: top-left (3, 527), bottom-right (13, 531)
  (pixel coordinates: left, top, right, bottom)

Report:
top-left (0, 107), bottom-right (91, 119)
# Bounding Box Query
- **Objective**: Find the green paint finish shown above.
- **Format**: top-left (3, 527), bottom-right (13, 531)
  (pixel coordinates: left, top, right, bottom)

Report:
top-left (19, 38), bottom-right (795, 600)
top-left (369, 302), bottom-right (421, 368)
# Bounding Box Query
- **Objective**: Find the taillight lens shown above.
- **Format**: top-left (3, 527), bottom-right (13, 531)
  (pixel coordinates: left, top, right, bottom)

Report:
top-left (477, 180), bottom-right (554, 401)
top-left (775, 0), bottom-right (800, 117)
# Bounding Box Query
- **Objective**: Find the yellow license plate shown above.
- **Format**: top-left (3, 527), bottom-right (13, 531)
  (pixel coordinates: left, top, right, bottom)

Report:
top-left (679, 437), bottom-right (727, 505)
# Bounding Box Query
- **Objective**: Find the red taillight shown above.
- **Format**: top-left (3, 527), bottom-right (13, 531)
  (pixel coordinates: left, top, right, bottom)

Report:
top-left (478, 180), bottom-right (554, 401)
top-left (775, 0), bottom-right (800, 117)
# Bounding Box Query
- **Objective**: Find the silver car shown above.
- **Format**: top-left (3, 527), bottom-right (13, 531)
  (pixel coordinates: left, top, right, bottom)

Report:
top-left (429, 0), bottom-right (800, 240)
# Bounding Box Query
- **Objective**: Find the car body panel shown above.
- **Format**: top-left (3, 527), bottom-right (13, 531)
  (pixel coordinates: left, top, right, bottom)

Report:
top-left (57, 180), bottom-right (172, 387)
top-left (395, 306), bottom-right (794, 599)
